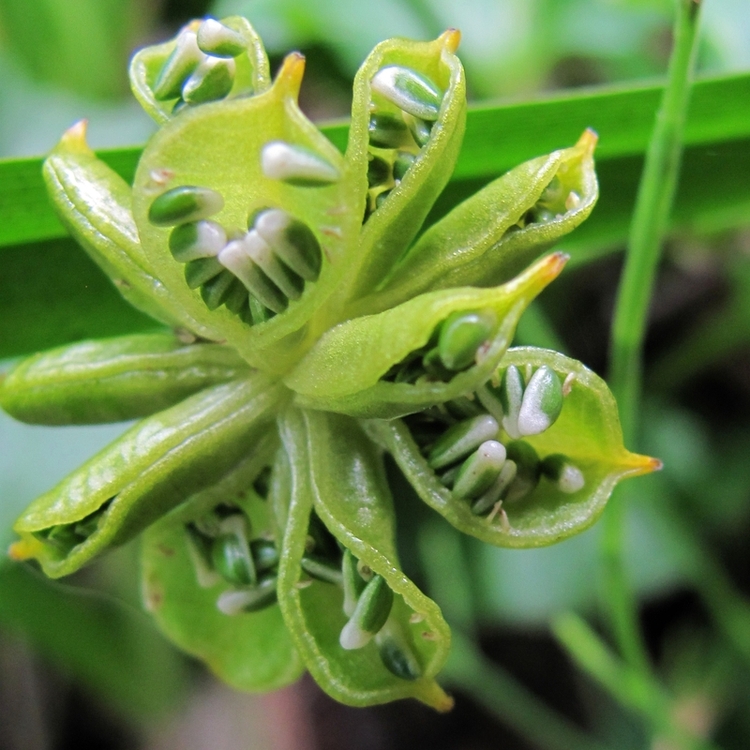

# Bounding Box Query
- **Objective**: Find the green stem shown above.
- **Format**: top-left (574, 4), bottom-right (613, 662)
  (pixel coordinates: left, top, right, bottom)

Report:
top-left (553, 612), bottom-right (721, 750)
top-left (603, 0), bottom-right (704, 675)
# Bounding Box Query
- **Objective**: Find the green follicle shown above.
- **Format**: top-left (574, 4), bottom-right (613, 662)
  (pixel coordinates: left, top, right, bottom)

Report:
top-left (367, 154), bottom-right (392, 187)
top-left (153, 29), bottom-right (203, 101)
top-left (34, 501), bottom-right (111, 555)
top-left (437, 309), bottom-right (497, 371)
top-left (393, 150), bottom-right (416, 181)
top-left (504, 440), bottom-right (541, 503)
top-left (252, 208), bottom-right (323, 282)
top-left (216, 574), bottom-right (278, 615)
top-left (182, 56), bottom-right (236, 104)
top-left (470, 459), bottom-right (517, 516)
top-left (516, 365), bottom-right (563, 437)
top-left (169, 220), bottom-right (227, 262)
top-left (370, 65), bottom-right (443, 121)
top-left (184, 256), bottom-right (224, 289)
top-left (541, 453), bottom-right (585, 494)
top-left (339, 574), bottom-right (394, 650)
top-left (452, 439), bottom-right (507, 500)
top-left (427, 414), bottom-right (499, 470)
top-left (368, 112), bottom-right (410, 149)
top-left (149, 185), bottom-right (224, 227)
top-left (196, 18), bottom-right (247, 58)
top-left (260, 141), bottom-right (340, 186)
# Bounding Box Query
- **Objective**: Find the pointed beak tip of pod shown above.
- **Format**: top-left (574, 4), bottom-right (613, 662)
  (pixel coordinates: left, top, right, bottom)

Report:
top-left (439, 28), bottom-right (461, 53)
top-left (578, 127), bottom-right (599, 154)
top-left (539, 251), bottom-right (569, 283)
top-left (60, 119), bottom-right (91, 152)
top-left (8, 538), bottom-right (37, 561)
top-left (276, 52), bottom-right (306, 97)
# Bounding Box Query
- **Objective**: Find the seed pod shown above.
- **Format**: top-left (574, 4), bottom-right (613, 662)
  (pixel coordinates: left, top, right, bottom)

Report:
top-left (376, 621), bottom-right (422, 681)
top-left (517, 365), bottom-right (563, 436)
top-left (250, 539), bottom-right (280, 573)
top-left (427, 414), bottom-right (499, 470)
top-left (405, 115), bottom-right (432, 147)
top-left (437, 309), bottom-right (497, 371)
top-left (253, 208), bottom-right (322, 282)
top-left (392, 151), bottom-right (416, 181)
top-left (153, 29), bottom-right (204, 101)
top-left (169, 220), bottom-right (227, 262)
top-left (216, 575), bottom-right (278, 615)
top-left (300, 555), bottom-right (344, 585)
top-left (537, 175), bottom-right (564, 208)
top-left (452, 440), bottom-right (507, 500)
top-left (339, 574), bottom-right (394, 650)
top-left (184, 256), bottom-right (224, 288)
top-left (367, 154), bottom-right (392, 187)
top-left (371, 65), bottom-right (443, 121)
top-left (200, 269), bottom-right (237, 310)
top-left (260, 141), bottom-right (340, 186)
top-left (182, 56), bottom-right (236, 104)
top-left (504, 441), bottom-right (541, 503)
top-left (498, 365), bottom-right (525, 439)
top-left (217, 237), bottom-right (288, 314)
top-left (149, 186), bottom-right (224, 226)
top-left (368, 112), bottom-right (410, 149)
top-left (541, 454), bottom-right (585, 494)
top-left (196, 18), bottom-right (247, 58)
top-left (471, 459), bottom-right (517, 516)
top-left (244, 230), bottom-right (304, 301)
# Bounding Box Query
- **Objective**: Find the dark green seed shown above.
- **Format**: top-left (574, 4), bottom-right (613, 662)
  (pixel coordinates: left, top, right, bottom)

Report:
top-left (153, 30), bottom-right (203, 101)
top-left (250, 539), bottom-right (280, 572)
top-left (182, 57), bottom-right (236, 104)
top-left (368, 112), bottom-right (410, 149)
top-left (393, 150), bottom-right (416, 181)
top-left (184, 256), bottom-right (224, 288)
top-left (452, 440), bottom-right (507, 500)
top-left (367, 154), bottom-right (391, 187)
top-left (149, 186), bottom-right (224, 227)
top-left (211, 534), bottom-right (256, 586)
top-left (406, 115), bottom-right (432, 147)
top-left (378, 636), bottom-right (421, 680)
top-left (200, 269), bottom-right (237, 310)
top-left (375, 189), bottom-right (392, 209)
top-left (222, 278), bottom-right (249, 314)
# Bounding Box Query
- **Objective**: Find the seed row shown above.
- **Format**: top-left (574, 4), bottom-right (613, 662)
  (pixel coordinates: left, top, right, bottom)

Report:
top-left (153, 19), bottom-right (250, 113)
top-left (149, 186), bottom-right (323, 324)
top-left (512, 174), bottom-right (584, 231)
top-left (363, 65), bottom-right (446, 222)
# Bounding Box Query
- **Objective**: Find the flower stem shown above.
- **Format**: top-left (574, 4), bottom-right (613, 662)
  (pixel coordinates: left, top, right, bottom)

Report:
top-left (603, 0), bottom-right (704, 676)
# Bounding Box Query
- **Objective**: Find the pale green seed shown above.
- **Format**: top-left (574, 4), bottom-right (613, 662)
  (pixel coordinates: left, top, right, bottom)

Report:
top-left (217, 238), bottom-right (288, 314)
top-left (339, 574), bottom-right (394, 650)
top-left (196, 18), bottom-right (246, 58)
top-left (216, 576), bottom-right (277, 615)
top-left (169, 220), bottom-right (227, 262)
top-left (261, 141), bottom-right (340, 186)
top-left (153, 29), bottom-right (204, 101)
top-left (406, 114), bottom-right (432, 147)
top-left (438, 309), bottom-right (497, 371)
top-left (253, 208), bottom-right (322, 281)
top-left (452, 440), bottom-right (507, 500)
top-left (541, 454), bottom-right (585, 494)
top-left (182, 56), bottom-right (236, 104)
top-left (498, 365), bottom-right (525, 439)
top-left (393, 150), bottom-right (416, 181)
top-left (149, 186), bottom-right (224, 227)
top-left (244, 230), bottom-right (304, 301)
top-left (368, 112), bottom-right (410, 149)
top-left (371, 65), bottom-right (443, 121)
top-left (517, 366), bottom-right (563, 436)
top-left (184, 256), bottom-right (224, 288)
top-left (428, 414), bottom-right (499, 470)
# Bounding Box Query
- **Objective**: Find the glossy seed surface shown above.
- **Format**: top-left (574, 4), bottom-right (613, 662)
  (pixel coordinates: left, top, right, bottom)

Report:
top-left (149, 185), bottom-right (224, 226)
top-left (261, 141), bottom-right (340, 186)
top-left (371, 65), bottom-right (443, 121)
top-left (196, 18), bottom-right (246, 58)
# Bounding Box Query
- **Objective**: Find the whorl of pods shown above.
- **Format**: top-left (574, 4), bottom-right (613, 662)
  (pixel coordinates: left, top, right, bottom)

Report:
top-left (364, 65), bottom-right (445, 221)
top-left (153, 19), bottom-right (250, 112)
top-left (148, 185), bottom-right (324, 324)
top-left (405, 364), bottom-right (584, 520)
top-left (184, 505), bottom-right (420, 681)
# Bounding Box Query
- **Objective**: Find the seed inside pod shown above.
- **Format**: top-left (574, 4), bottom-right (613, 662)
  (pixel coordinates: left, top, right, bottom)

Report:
top-left (253, 208), bottom-right (322, 281)
top-left (216, 575), bottom-right (278, 615)
top-left (368, 112), bottom-right (410, 149)
top-left (452, 440), bottom-right (507, 500)
top-left (222, 279), bottom-right (249, 314)
top-left (149, 185), bottom-right (224, 226)
top-left (498, 365), bottom-right (525, 439)
top-left (182, 56), bottom-right (236, 104)
top-left (217, 237), bottom-right (288, 314)
top-left (427, 414), bottom-right (499, 470)
top-left (367, 154), bottom-right (392, 187)
top-left (504, 441), bottom-right (541, 503)
top-left (471, 459), bottom-right (517, 516)
top-left (437, 309), bottom-right (497, 371)
top-left (300, 554), bottom-right (344, 585)
top-left (243, 230), bottom-right (304, 301)
top-left (541, 453), bottom-right (585, 493)
top-left (200, 269), bottom-right (237, 310)
top-left (211, 532), bottom-right (256, 585)
top-left (339, 574), bottom-right (394, 650)
top-left (153, 29), bottom-right (204, 101)
top-left (393, 150), bottom-right (416, 181)
top-left (184, 256), bottom-right (224, 288)
top-left (405, 114), bottom-right (432, 147)
top-left (377, 630), bottom-right (422, 681)
top-left (370, 65), bottom-right (443, 121)
top-left (261, 141), bottom-right (340, 186)
top-left (517, 365), bottom-right (563, 436)
top-left (196, 18), bottom-right (246, 58)
top-left (169, 220), bottom-right (227, 262)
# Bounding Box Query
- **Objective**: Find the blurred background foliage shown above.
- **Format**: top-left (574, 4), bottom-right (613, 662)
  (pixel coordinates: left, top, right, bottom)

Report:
top-left (1, 1), bottom-right (750, 749)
